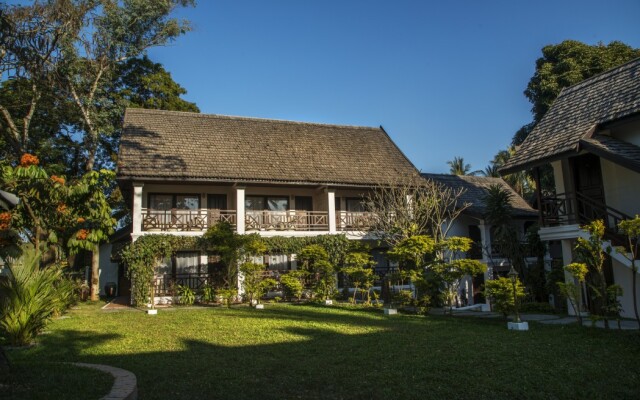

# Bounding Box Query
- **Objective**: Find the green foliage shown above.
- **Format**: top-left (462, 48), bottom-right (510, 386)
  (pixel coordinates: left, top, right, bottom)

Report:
top-left (0, 250), bottom-right (65, 346)
top-left (574, 220), bottom-right (615, 328)
top-left (240, 262), bottom-right (276, 306)
top-left (177, 285), bottom-right (195, 306)
top-left (617, 215), bottom-right (640, 323)
top-left (393, 290), bottom-right (414, 307)
top-left (280, 271), bottom-right (306, 301)
top-left (217, 288), bottom-right (238, 308)
top-left (524, 40), bottom-right (640, 123)
top-left (201, 284), bottom-right (216, 304)
top-left (447, 156), bottom-right (480, 176)
top-left (485, 277), bottom-right (525, 318)
top-left (342, 252), bottom-right (377, 305)
top-left (260, 234), bottom-right (351, 267)
top-left (298, 245), bottom-right (329, 270)
top-left (312, 260), bottom-right (336, 301)
top-left (121, 234), bottom-right (177, 307)
top-left (557, 263), bottom-right (588, 323)
top-left (387, 235), bottom-right (435, 269)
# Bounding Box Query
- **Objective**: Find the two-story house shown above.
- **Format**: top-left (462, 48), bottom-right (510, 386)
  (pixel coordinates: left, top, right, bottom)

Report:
top-left (501, 58), bottom-right (640, 318)
top-left (102, 108), bottom-right (419, 298)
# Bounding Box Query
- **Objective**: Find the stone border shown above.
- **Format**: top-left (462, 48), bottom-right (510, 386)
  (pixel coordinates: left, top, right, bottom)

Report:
top-left (74, 362), bottom-right (138, 400)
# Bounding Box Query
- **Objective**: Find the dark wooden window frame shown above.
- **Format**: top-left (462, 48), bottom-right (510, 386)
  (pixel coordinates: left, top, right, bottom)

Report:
top-left (147, 193), bottom-right (201, 210)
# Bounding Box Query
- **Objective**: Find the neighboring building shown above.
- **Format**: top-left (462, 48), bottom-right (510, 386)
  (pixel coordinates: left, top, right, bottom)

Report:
top-left (501, 58), bottom-right (640, 318)
top-left (107, 108), bottom-right (420, 299)
top-left (422, 174), bottom-right (538, 306)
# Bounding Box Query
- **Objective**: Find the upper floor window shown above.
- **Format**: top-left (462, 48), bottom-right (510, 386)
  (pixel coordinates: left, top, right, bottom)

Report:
top-left (245, 195), bottom-right (289, 211)
top-left (149, 193), bottom-right (200, 210)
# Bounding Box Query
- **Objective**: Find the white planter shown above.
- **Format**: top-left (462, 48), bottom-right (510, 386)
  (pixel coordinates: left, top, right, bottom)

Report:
top-left (146, 309), bottom-right (158, 315)
top-left (255, 304), bottom-right (264, 309)
top-left (384, 308), bottom-right (398, 315)
top-left (324, 300), bottom-right (333, 305)
top-left (507, 321), bottom-right (529, 331)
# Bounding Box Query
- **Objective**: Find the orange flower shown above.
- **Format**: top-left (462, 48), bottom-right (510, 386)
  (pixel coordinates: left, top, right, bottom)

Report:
top-left (51, 175), bottom-right (65, 185)
top-left (77, 217), bottom-right (86, 224)
top-left (0, 212), bottom-right (11, 230)
top-left (76, 229), bottom-right (89, 240)
top-left (19, 153), bottom-right (39, 167)
top-left (57, 203), bottom-right (67, 213)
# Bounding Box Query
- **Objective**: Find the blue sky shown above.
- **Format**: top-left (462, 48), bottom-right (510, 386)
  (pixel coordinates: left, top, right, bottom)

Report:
top-left (148, 0), bottom-right (640, 174)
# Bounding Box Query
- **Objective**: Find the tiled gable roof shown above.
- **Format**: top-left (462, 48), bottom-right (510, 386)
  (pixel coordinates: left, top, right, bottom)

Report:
top-left (118, 109), bottom-right (419, 186)
top-left (421, 173), bottom-right (537, 219)
top-left (579, 134), bottom-right (640, 173)
top-left (501, 58), bottom-right (640, 174)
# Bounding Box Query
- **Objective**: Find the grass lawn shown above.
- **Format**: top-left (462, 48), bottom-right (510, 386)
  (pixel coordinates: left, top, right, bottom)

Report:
top-left (3, 302), bottom-right (640, 399)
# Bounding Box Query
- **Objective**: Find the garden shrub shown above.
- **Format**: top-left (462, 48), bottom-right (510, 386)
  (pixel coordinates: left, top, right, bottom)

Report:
top-left (484, 277), bottom-right (525, 318)
top-left (280, 272), bottom-right (305, 301)
top-left (177, 285), bottom-right (195, 306)
top-left (0, 251), bottom-right (64, 346)
top-left (201, 284), bottom-right (216, 303)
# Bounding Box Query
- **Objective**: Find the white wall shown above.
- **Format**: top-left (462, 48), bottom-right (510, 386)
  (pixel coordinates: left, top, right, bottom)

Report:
top-left (600, 159), bottom-right (640, 217)
top-left (612, 258), bottom-right (640, 319)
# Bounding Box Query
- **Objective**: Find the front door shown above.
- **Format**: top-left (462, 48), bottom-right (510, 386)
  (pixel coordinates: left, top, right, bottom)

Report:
top-left (572, 154), bottom-right (606, 223)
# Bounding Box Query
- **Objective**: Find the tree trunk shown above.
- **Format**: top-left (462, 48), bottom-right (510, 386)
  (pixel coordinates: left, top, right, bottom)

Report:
top-left (90, 244), bottom-right (100, 301)
top-left (632, 262), bottom-right (639, 326)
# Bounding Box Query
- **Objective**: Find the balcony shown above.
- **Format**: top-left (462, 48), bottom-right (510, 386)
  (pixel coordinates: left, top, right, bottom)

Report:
top-left (140, 208), bottom-right (375, 233)
top-left (142, 208), bottom-right (236, 231)
top-left (540, 191), bottom-right (631, 246)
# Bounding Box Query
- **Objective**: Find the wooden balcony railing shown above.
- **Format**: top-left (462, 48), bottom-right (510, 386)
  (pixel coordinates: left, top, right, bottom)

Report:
top-left (142, 208), bottom-right (236, 231)
top-left (336, 211), bottom-right (375, 231)
top-left (540, 191), bottom-right (632, 247)
top-left (141, 209), bottom-right (377, 233)
top-left (245, 210), bottom-right (329, 231)
top-left (153, 273), bottom-right (214, 296)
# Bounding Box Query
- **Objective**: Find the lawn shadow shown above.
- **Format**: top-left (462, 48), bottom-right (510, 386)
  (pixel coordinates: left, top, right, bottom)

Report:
top-left (6, 305), bottom-right (640, 400)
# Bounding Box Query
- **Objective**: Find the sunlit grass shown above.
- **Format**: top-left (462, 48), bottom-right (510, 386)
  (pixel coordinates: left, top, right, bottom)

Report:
top-left (4, 302), bottom-right (640, 399)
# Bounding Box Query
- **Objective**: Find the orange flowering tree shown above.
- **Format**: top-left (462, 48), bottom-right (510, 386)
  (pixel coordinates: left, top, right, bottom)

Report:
top-left (1, 154), bottom-right (115, 299)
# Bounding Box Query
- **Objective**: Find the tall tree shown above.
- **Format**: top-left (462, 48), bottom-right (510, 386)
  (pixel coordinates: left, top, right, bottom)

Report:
top-left (447, 156), bottom-right (480, 176)
top-left (54, 0), bottom-right (196, 171)
top-left (0, 2), bottom-right (79, 160)
top-left (515, 40), bottom-right (640, 145)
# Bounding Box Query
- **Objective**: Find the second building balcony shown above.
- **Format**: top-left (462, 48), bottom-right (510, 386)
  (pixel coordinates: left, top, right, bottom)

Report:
top-left (141, 208), bottom-right (375, 233)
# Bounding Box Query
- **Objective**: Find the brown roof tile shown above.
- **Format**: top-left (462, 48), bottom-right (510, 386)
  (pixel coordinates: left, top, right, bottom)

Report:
top-left (501, 58), bottom-right (640, 174)
top-left (117, 109), bottom-right (419, 186)
top-left (421, 173), bottom-right (537, 219)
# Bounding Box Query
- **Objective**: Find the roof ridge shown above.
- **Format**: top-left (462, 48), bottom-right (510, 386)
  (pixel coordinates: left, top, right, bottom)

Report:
top-left (558, 57), bottom-right (640, 98)
top-left (124, 107), bottom-right (381, 131)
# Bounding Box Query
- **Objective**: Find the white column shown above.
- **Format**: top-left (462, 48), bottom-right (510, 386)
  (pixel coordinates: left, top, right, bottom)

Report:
top-left (478, 222), bottom-right (492, 309)
top-left (327, 189), bottom-right (336, 233)
top-left (561, 239), bottom-right (582, 315)
top-left (236, 186), bottom-right (245, 234)
top-left (132, 182), bottom-right (144, 240)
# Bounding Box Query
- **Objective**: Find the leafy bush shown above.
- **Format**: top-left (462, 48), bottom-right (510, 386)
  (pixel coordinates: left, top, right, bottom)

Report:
top-left (201, 284), bottom-right (216, 303)
top-left (177, 285), bottom-right (195, 306)
top-left (393, 289), bottom-right (414, 307)
top-left (217, 288), bottom-right (238, 308)
top-left (0, 251), bottom-right (64, 346)
top-left (484, 277), bottom-right (525, 318)
top-left (280, 272), bottom-right (305, 301)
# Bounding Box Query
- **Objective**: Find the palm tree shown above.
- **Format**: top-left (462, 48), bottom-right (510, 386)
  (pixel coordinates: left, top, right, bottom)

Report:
top-left (480, 164), bottom-right (500, 178)
top-left (447, 156), bottom-right (480, 176)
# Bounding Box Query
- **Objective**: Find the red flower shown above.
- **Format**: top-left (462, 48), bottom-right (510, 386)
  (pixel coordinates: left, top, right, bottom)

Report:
top-left (51, 175), bottom-right (65, 185)
top-left (77, 217), bottom-right (86, 224)
top-left (0, 212), bottom-right (11, 230)
top-left (76, 229), bottom-right (89, 240)
top-left (19, 153), bottom-right (39, 167)
top-left (57, 203), bottom-right (67, 213)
